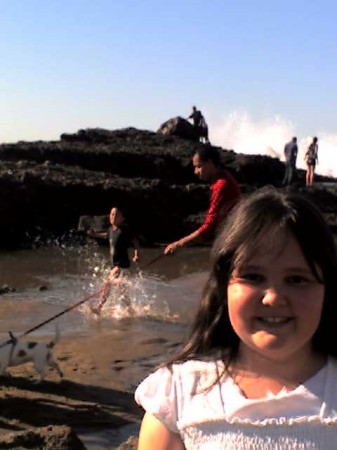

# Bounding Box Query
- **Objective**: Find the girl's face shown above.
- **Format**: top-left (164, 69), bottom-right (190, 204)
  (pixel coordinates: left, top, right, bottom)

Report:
top-left (227, 229), bottom-right (325, 364)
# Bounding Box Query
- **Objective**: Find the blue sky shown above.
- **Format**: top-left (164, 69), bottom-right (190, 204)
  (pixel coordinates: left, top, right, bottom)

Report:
top-left (2, 0), bottom-right (337, 174)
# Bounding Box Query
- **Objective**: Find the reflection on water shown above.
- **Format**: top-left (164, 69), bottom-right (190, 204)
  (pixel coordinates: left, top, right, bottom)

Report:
top-left (0, 244), bottom-right (210, 339)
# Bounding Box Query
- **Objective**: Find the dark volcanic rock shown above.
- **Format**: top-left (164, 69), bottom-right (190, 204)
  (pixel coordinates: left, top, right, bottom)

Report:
top-left (116, 435), bottom-right (138, 449)
top-left (0, 284), bottom-right (16, 295)
top-left (157, 116), bottom-right (199, 141)
top-left (0, 425), bottom-right (86, 449)
top-left (0, 127), bottom-right (336, 249)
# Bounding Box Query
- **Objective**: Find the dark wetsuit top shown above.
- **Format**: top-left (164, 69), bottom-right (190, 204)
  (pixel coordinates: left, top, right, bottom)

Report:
top-left (108, 224), bottom-right (136, 269)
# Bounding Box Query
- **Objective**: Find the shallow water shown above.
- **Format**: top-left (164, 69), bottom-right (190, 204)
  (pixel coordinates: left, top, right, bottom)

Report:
top-left (0, 243), bottom-right (211, 448)
top-left (0, 244), bottom-right (212, 393)
top-left (0, 244), bottom-right (210, 339)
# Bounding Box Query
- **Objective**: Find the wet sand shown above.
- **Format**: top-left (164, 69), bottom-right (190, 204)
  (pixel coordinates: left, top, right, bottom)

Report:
top-left (0, 246), bottom-right (210, 448)
top-left (0, 321), bottom-right (185, 449)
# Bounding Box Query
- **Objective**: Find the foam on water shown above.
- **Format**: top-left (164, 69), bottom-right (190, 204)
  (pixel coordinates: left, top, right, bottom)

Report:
top-left (0, 245), bottom-right (207, 340)
top-left (80, 270), bottom-right (195, 323)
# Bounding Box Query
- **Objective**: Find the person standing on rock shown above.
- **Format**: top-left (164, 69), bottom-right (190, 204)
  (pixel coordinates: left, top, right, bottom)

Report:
top-left (305, 137), bottom-right (319, 186)
top-left (164, 147), bottom-right (241, 254)
top-left (282, 137), bottom-right (298, 186)
top-left (187, 106), bottom-right (210, 144)
top-left (187, 106), bottom-right (203, 129)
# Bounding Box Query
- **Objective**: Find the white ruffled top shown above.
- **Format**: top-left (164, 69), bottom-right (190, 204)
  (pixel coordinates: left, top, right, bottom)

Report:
top-left (135, 356), bottom-right (337, 449)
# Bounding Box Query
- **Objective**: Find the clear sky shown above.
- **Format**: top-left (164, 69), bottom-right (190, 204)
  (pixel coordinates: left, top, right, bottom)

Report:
top-left (2, 1), bottom-right (337, 174)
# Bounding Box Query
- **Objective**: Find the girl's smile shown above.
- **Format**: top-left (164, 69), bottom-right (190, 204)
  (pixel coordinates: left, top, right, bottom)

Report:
top-left (227, 229), bottom-right (325, 365)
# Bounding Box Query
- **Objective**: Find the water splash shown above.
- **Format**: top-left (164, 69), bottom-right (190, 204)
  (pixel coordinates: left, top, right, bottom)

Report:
top-left (78, 250), bottom-right (181, 323)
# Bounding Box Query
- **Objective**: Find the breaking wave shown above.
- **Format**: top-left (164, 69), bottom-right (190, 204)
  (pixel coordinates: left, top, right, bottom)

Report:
top-left (209, 111), bottom-right (337, 178)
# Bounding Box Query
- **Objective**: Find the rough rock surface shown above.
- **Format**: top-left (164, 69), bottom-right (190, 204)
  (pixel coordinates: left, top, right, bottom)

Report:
top-left (116, 436), bottom-right (138, 449)
top-left (0, 126), bottom-right (336, 248)
top-left (0, 425), bottom-right (86, 449)
top-left (157, 116), bottom-right (199, 141)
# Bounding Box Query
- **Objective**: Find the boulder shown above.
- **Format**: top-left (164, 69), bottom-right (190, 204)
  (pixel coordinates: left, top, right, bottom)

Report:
top-left (157, 116), bottom-right (198, 141)
top-left (0, 284), bottom-right (16, 295)
top-left (0, 425), bottom-right (86, 449)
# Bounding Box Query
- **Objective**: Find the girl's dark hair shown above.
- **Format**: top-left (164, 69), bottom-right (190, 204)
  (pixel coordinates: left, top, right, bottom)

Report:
top-left (173, 187), bottom-right (337, 363)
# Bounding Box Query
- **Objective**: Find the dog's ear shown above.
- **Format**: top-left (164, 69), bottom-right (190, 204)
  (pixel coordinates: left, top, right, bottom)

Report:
top-left (8, 331), bottom-right (17, 344)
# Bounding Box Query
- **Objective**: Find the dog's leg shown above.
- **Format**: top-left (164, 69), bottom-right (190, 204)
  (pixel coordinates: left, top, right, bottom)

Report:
top-left (0, 346), bottom-right (13, 377)
top-left (32, 357), bottom-right (47, 383)
top-left (34, 369), bottom-right (45, 383)
top-left (31, 348), bottom-right (63, 382)
top-left (48, 357), bottom-right (64, 379)
top-left (35, 352), bottom-right (63, 381)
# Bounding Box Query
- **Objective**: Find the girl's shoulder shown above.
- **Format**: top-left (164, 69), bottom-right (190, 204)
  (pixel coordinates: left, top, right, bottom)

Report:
top-left (135, 357), bottom-right (228, 404)
top-left (171, 358), bottom-right (226, 383)
top-left (135, 358), bottom-right (229, 433)
top-left (140, 357), bottom-right (225, 383)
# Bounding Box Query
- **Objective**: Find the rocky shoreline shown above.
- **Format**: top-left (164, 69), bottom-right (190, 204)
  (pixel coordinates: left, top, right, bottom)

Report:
top-left (1, 124), bottom-right (337, 249)
top-left (0, 326), bottom-right (176, 449)
top-left (1, 124), bottom-right (337, 448)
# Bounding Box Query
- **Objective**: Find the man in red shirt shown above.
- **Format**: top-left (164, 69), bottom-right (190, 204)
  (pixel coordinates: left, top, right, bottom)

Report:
top-left (164, 147), bottom-right (241, 254)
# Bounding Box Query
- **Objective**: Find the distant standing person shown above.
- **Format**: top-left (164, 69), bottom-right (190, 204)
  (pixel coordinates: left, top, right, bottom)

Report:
top-left (187, 106), bottom-right (209, 144)
top-left (282, 137), bottom-right (298, 186)
top-left (305, 137), bottom-right (319, 186)
top-left (188, 106), bottom-right (203, 129)
top-left (164, 147), bottom-right (241, 254)
top-left (87, 207), bottom-right (140, 314)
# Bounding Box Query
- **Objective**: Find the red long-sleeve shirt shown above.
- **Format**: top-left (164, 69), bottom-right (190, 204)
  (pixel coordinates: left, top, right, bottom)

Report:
top-left (196, 170), bottom-right (241, 240)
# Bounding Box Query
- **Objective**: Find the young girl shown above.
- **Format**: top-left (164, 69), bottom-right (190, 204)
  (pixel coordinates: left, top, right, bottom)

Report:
top-left (135, 187), bottom-right (337, 449)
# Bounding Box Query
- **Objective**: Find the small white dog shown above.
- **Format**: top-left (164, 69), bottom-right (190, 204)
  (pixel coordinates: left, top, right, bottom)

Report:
top-left (0, 326), bottom-right (63, 382)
